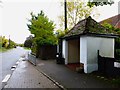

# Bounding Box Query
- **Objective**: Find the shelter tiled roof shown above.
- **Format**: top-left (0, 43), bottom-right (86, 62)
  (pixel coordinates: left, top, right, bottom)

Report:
top-left (64, 16), bottom-right (117, 38)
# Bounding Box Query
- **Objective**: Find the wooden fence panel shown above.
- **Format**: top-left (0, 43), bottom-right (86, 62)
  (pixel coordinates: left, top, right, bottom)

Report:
top-left (98, 53), bottom-right (120, 77)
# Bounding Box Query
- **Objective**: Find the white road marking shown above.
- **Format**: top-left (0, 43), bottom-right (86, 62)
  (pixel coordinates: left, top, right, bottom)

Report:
top-left (19, 58), bottom-right (25, 61)
top-left (16, 61), bottom-right (19, 65)
top-left (11, 65), bottom-right (17, 68)
top-left (11, 68), bottom-right (15, 71)
top-left (2, 74), bottom-right (11, 88)
top-left (2, 74), bottom-right (11, 83)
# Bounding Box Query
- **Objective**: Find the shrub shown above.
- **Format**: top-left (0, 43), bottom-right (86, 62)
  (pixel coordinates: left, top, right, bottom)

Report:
top-left (115, 49), bottom-right (120, 59)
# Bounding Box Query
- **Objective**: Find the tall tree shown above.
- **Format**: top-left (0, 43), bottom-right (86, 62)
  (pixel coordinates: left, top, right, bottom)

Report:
top-left (87, 0), bottom-right (114, 7)
top-left (27, 11), bottom-right (57, 46)
top-left (24, 35), bottom-right (33, 48)
top-left (2, 36), bottom-right (8, 48)
top-left (58, 0), bottom-right (97, 30)
top-left (0, 36), bottom-right (16, 48)
top-left (9, 39), bottom-right (16, 48)
top-left (102, 23), bottom-right (120, 34)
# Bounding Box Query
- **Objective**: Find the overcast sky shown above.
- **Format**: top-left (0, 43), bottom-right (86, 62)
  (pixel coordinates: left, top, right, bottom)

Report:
top-left (0, 0), bottom-right (120, 44)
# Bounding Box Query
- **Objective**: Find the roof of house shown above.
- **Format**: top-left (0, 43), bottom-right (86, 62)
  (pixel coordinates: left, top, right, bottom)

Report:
top-left (63, 16), bottom-right (118, 39)
top-left (100, 14), bottom-right (120, 28)
top-left (116, 21), bottom-right (120, 28)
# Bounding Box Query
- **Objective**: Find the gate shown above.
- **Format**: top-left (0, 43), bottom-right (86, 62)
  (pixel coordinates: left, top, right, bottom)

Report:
top-left (98, 50), bottom-right (120, 77)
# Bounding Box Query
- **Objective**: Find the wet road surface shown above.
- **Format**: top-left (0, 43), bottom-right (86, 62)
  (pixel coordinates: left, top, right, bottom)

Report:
top-left (0, 47), bottom-right (30, 80)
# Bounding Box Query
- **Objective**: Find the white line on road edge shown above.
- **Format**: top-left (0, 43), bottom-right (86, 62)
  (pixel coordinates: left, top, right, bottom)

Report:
top-left (2, 59), bottom-right (21, 89)
top-left (11, 68), bottom-right (15, 71)
top-left (16, 61), bottom-right (19, 65)
top-left (2, 74), bottom-right (11, 88)
top-left (19, 58), bottom-right (25, 61)
top-left (11, 61), bottom-right (19, 71)
top-left (11, 65), bottom-right (17, 68)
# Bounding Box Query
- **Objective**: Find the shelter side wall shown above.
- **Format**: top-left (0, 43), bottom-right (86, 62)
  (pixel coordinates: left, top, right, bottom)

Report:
top-left (86, 37), bottom-right (101, 73)
top-left (62, 40), bottom-right (66, 58)
top-left (86, 36), bottom-right (114, 73)
top-left (80, 36), bottom-right (87, 65)
top-left (62, 40), bottom-right (68, 64)
top-left (99, 38), bottom-right (114, 58)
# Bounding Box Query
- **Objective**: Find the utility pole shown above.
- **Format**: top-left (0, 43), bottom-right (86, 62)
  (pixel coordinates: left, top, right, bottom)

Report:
top-left (58, 0), bottom-right (67, 62)
top-left (64, 0), bottom-right (67, 30)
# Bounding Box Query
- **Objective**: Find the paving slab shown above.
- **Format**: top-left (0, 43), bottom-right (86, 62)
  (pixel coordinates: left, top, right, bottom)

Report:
top-left (35, 59), bottom-right (118, 88)
top-left (4, 60), bottom-right (60, 89)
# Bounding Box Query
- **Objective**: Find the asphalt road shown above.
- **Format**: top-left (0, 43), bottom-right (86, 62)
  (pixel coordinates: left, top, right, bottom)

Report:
top-left (0, 47), bottom-right (30, 80)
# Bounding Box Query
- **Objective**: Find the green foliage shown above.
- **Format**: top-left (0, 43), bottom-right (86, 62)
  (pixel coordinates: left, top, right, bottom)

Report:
top-left (24, 39), bottom-right (33, 48)
top-left (56, 29), bottom-right (69, 38)
top-left (27, 11), bottom-right (57, 46)
top-left (102, 23), bottom-right (120, 59)
top-left (115, 28), bottom-right (120, 35)
top-left (115, 38), bottom-right (120, 59)
top-left (9, 40), bottom-right (16, 48)
top-left (59, 0), bottom-right (95, 30)
top-left (116, 38), bottom-right (120, 47)
top-left (35, 36), bottom-right (57, 46)
top-left (24, 35), bottom-right (33, 48)
top-left (115, 49), bottom-right (120, 59)
top-left (0, 35), bottom-right (16, 52)
top-left (87, 0), bottom-right (114, 7)
top-left (102, 23), bottom-right (120, 34)
top-left (18, 44), bottom-right (24, 47)
top-left (0, 47), bottom-right (8, 52)
top-left (31, 40), bottom-right (37, 55)
top-left (0, 36), bottom-right (2, 48)
top-left (23, 47), bottom-right (31, 50)
top-left (1, 36), bottom-right (9, 48)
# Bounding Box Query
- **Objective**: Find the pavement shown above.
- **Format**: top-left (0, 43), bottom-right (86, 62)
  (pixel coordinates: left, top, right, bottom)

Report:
top-left (35, 59), bottom-right (119, 88)
top-left (2, 56), bottom-right (119, 89)
top-left (2, 58), bottom-right (60, 89)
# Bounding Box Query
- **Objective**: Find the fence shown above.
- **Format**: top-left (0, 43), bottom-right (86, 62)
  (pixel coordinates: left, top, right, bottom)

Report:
top-left (28, 53), bottom-right (36, 66)
top-left (37, 45), bottom-right (57, 60)
top-left (98, 51), bottom-right (120, 77)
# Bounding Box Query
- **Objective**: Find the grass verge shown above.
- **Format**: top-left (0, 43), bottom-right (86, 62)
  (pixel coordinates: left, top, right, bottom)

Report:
top-left (0, 47), bottom-right (8, 52)
top-left (23, 47), bottom-right (31, 50)
top-left (0, 47), bottom-right (13, 52)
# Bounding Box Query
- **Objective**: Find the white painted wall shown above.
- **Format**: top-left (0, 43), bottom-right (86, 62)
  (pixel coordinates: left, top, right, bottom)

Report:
top-left (85, 36), bottom-right (115, 73)
top-left (80, 36), bottom-right (87, 64)
top-left (65, 41), bottom-right (68, 64)
top-left (62, 36), bottom-right (115, 73)
top-left (99, 38), bottom-right (114, 58)
top-left (57, 45), bottom-right (59, 53)
top-left (62, 40), bottom-right (66, 58)
top-left (80, 36), bottom-right (88, 73)
top-left (86, 36), bottom-right (102, 73)
top-left (62, 40), bottom-right (68, 64)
